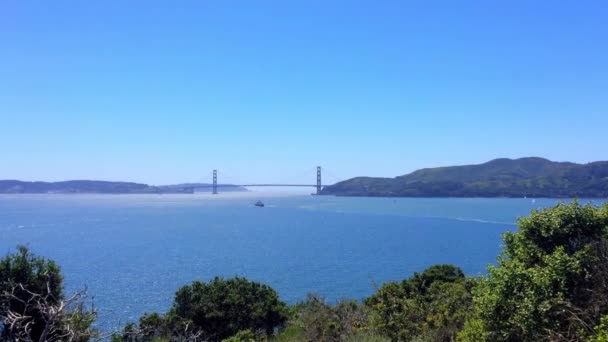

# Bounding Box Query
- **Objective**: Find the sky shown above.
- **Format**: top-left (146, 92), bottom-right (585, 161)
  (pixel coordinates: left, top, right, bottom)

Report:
top-left (1, 0), bottom-right (607, 185)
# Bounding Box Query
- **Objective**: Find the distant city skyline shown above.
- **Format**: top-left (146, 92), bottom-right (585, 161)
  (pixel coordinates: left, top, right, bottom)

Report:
top-left (2, 1), bottom-right (607, 184)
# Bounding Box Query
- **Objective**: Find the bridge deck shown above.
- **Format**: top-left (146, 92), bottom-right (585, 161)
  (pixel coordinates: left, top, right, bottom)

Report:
top-left (192, 184), bottom-right (319, 187)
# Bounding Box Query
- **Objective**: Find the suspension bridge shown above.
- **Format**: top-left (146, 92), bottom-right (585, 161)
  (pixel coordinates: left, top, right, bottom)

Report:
top-left (187, 166), bottom-right (334, 194)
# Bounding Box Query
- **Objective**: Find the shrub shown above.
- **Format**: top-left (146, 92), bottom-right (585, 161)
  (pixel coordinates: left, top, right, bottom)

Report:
top-left (171, 276), bottom-right (288, 339)
top-left (365, 264), bottom-right (473, 342)
top-left (119, 277), bottom-right (288, 341)
top-left (295, 294), bottom-right (369, 341)
top-left (592, 315), bottom-right (608, 342)
top-left (222, 329), bottom-right (256, 342)
top-left (463, 201), bottom-right (608, 341)
top-left (0, 246), bottom-right (95, 341)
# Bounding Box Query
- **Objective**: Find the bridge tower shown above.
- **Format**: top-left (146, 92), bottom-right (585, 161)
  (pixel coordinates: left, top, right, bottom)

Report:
top-left (213, 170), bottom-right (218, 194)
top-left (316, 166), bottom-right (322, 195)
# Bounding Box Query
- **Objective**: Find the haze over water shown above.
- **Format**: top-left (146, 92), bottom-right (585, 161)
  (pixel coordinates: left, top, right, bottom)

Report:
top-left (0, 194), bottom-right (599, 330)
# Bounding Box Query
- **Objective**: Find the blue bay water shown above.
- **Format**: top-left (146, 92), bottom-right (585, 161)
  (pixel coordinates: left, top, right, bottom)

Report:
top-left (0, 194), bottom-right (595, 331)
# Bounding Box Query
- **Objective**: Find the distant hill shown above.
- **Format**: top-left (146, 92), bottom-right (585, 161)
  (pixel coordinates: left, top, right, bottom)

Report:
top-left (321, 158), bottom-right (608, 198)
top-left (0, 180), bottom-right (173, 194)
top-left (0, 180), bottom-right (246, 194)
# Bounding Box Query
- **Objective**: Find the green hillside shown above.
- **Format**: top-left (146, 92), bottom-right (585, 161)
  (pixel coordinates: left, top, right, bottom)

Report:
top-left (321, 157), bottom-right (608, 197)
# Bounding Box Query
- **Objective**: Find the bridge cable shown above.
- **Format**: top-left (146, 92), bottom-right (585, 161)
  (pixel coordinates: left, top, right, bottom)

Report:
top-left (274, 167), bottom-right (319, 186)
top-left (321, 167), bottom-right (345, 185)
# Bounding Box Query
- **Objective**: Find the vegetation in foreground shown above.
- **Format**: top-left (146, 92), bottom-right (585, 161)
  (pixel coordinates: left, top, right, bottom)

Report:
top-left (2, 201), bottom-right (608, 341)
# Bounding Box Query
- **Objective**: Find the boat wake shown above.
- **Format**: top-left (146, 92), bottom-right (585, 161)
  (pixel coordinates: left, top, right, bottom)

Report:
top-left (450, 216), bottom-right (515, 226)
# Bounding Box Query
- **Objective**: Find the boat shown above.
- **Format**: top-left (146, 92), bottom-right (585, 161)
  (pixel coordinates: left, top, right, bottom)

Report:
top-left (254, 200), bottom-right (264, 207)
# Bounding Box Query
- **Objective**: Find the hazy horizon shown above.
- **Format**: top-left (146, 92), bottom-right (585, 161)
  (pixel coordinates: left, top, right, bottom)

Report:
top-left (1, 156), bottom-right (607, 185)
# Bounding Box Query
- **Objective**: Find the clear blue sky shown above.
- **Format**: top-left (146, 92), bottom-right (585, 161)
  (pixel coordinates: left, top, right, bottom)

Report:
top-left (1, 1), bottom-right (607, 185)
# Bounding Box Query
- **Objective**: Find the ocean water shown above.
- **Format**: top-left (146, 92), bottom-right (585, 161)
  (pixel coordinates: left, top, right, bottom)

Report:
top-left (0, 194), bottom-right (596, 331)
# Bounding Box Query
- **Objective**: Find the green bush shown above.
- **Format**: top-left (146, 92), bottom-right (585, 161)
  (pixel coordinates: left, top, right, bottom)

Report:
top-left (462, 201), bottom-right (608, 341)
top-left (294, 294), bottom-right (369, 341)
top-left (222, 329), bottom-right (256, 342)
top-left (0, 246), bottom-right (94, 341)
top-left (172, 276), bottom-right (288, 339)
top-left (591, 315), bottom-right (608, 342)
top-left (365, 264), bottom-right (474, 341)
top-left (456, 318), bottom-right (487, 342)
top-left (119, 276), bottom-right (288, 341)
top-left (345, 332), bottom-right (390, 342)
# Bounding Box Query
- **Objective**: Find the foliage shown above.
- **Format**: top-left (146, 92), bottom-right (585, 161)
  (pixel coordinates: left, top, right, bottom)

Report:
top-left (365, 264), bottom-right (474, 341)
top-left (0, 245), bottom-right (63, 301)
top-left (172, 277), bottom-right (288, 340)
top-left (1, 246), bottom-right (63, 340)
top-left (344, 333), bottom-right (390, 342)
top-left (591, 315), bottom-right (608, 342)
top-left (0, 246), bottom-right (95, 341)
top-left (271, 294), bottom-right (376, 342)
top-left (222, 329), bottom-right (256, 342)
top-left (462, 201), bottom-right (608, 341)
top-left (289, 294), bottom-right (369, 341)
top-left (111, 312), bottom-right (193, 342)
top-left (455, 318), bottom-right (486, 342)
top-left (118, 277), bottom-right (288, 341)
top-left (366, 281), bottom-right (421, 340)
